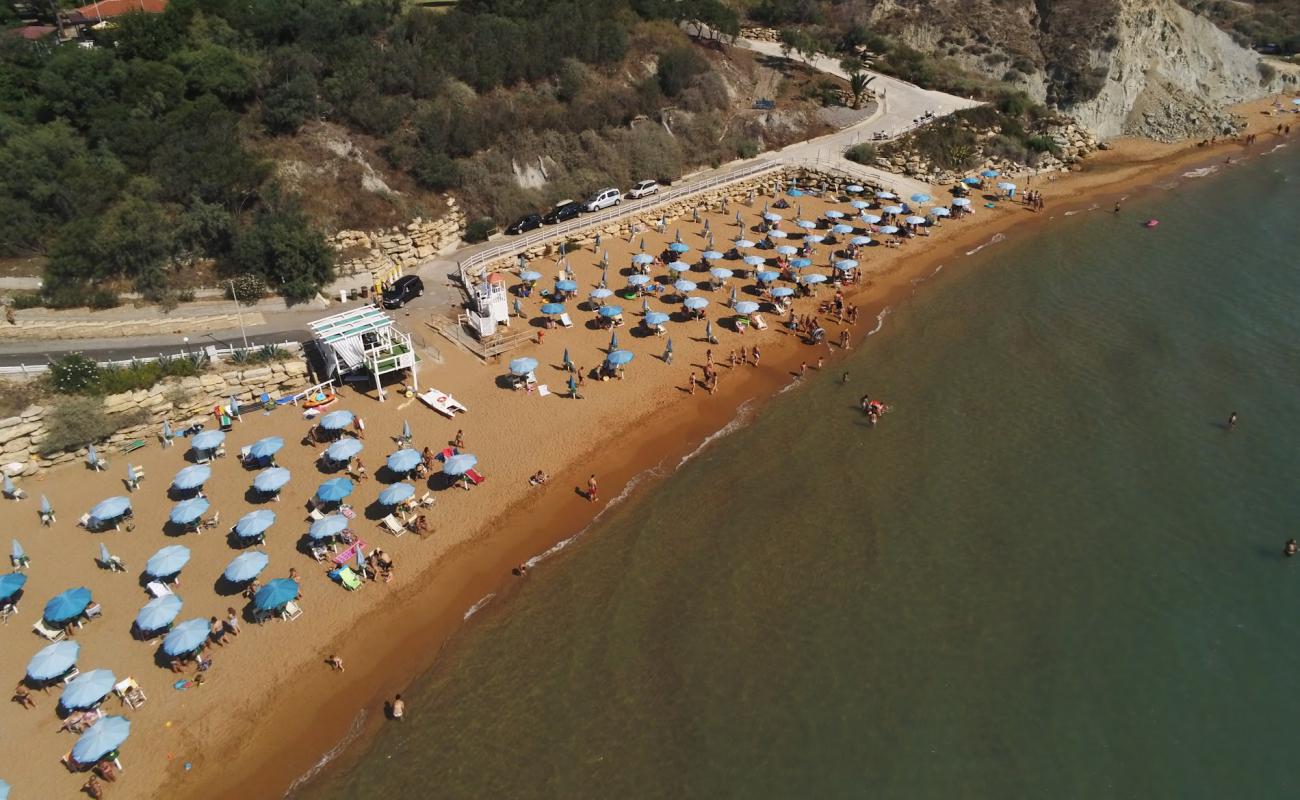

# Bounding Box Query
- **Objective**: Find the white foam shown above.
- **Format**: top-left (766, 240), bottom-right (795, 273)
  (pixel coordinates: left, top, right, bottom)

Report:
top-left (964, 232), bottom-right (1006, 256)
top-left (679, 399), bottom-right (755, 465)
top-left (867, 307), bottom-right (891, 337)
top-left (524, 462), bottom-right (665, 569)
top-left (1182, 166), bottom-right (1218, 178)
top-left (463, 593), bottom-right (496, 620)
top-left (1266, 143), bottom-right (1288, 154)
top-left (284, 708), bottom-right (369, 797)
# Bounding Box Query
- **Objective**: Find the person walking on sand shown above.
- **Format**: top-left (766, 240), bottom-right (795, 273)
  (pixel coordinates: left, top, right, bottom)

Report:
top-left (752, 345), bottom-right (761, 366)
top-left (454, 429), bottom-right (465, 449)
top-left (587, 474), bottom-right (599, 503)
top-left (391, 694), bottom-right (405, 721)
top-left (327, 655), bottom-right (345, 671)
top-left (353, 416), bottom-right (365, 440)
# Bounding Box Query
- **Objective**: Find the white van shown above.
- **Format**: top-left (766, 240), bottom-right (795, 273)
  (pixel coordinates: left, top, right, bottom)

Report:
top-left (585, 188), bottom-right (622, 212)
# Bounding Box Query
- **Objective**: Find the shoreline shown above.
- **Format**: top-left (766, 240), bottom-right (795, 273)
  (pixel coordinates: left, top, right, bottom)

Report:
top-left (212, 104), bottom-right (1297, 798)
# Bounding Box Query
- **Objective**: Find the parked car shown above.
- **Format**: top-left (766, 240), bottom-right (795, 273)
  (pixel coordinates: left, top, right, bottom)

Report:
top-left (584, 188), bottom-right (622, 212)
top-left (542, 200), bottom-right (582, 225)
top-left (381, 275), bottom-right (424, 309)
top-left (506, 213), bottom-right (542, 235)
top-left (628, 179), bottom-right (659, 199)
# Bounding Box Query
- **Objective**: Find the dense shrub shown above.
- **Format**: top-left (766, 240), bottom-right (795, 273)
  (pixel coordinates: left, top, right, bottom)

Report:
top-left (49, 353), bottom-right (101, 394)
top-left (844, 143), bottom-right (878, 165)
top-left (9, 293), bottom-right (43, 310)
top-left (40, 396), bottom-right (115, 455)
top-left (463, 217), bottom-right (497, 243)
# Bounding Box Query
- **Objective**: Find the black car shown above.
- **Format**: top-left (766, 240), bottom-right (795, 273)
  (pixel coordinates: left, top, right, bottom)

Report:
top-left (505, 213), bottom-right (542, 235)
top-left (381, 275), bottom-right (424, 309)
top-left (542, 201), bottom-right (582, 225)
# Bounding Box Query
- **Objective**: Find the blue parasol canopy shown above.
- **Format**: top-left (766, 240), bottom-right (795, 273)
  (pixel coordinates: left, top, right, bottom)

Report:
top-left (27, 640), bottom-right (79, 680)
top-left (845, 184), bottom-right (864, 193)
top-left (73, 716), bottom-right (131, 765)
top-left (733, 301), bottom-right (760, 315)
top-left (771, 287), bottom-right (795, 298)
top-left (701, 250), bottom-right (723, 260)
top-left (378, 483), bottom-right (416, 506)
top-left (169, 497), bottom-right (209, 525)
top-left (253, 467), bottom-right (291, 493)
top-left (775, 245), bottom-right (798, 256)
top-left (60, 669), bottom-right (116, 710)
top-left (627, 274), bottom-right (650, 286)
top-left (997, 181), bottom-right (1017, 191)
top-left (832, 224), bottom-right (854, 234)
top-left (171, 465), bottom-right (211, 490)
top-left (850, 235), bottom-right (872, 245)
top-left (556, 279), bottom-right (578, 292)
top-left (590, 287), bottom-right (613, 299)
top-left (963, 176), bottom-right (983, 185)
top-left (597, 305), bottom-right (624, 318)
top-left (89, 496), bottom-right (131, 522)
top-left (861, 214), bottom-right (883, 224)
top-left (190, 430), bottom-right (225, 451)
top-left (645, 311), bottom-right (670, 326)
top-left (509, 357), bottom-right (538, 376)
top-left (835, 259), bottom-right (859, 271)
top-left (234, 510), bottom-right (275, 539)
top-left (316, 477), bottom-right (354, 503)
top-left (734, 239), bottom-right (755, 249)
top-left (248, 437), bottom-right (284, 460)
top-left (520, 270), bottom-right (542, 282)
top-left (790, 258), bottom-right (812, 269)
top-left (44, 587), bottom-right (92, 624)
top-left (606, 350), bottom-right (634, 366)
top-left (952, 198), bottom-right (972, 207)
top-left (673, 279), bottom-right (698, 294)
top-left (931, 207), bottom-right (951, 217)
top-left (878, 225), bottom-right (900, 235)
top-left (443, 453), bottom-right (478, 476)
top-left (162, 618), bottom-right (209, 656)
top-left (308, 514), bottom-right (349, 540)
top-left (631, 253), bottom-right (654, 265)
top-left (710, 267), bottom-right (734, 281)
top-left (319, 410), bottom-right (354, 431)
top-left (803, 273), bottom-right (829, 284)
top-left (795, 219), bottom-right (816, 229)
top-left (0, 571), bottom-right (26, 600)
top-left (981, 169), bottom-right (1000, 178)
top-left (824, 210), bottom-right (845, 219)
top-left (787, 188), bottom-right (804, 197)
top-left (756, 271), bottom-right (780, 283)
top-left (135, 593), bottom-right (183, 631)
top-left (668, 242), bottom-right (690, 253)
top-left (224, 551), bottom-right (268, 583)
top-left (386, 449), bottom-right (421, 474)
top-left (667, 261), bottom-right (691, 273)
top-left (145, 545), bottom-right (191, 577)
top-left (683, 296), bottom-right (709, 310)
top-left (883, 205), bottom-right (904, 215)
top-left (905, 215), bottom-right (927, 225)
top-left (763, 211), bottom-right (782, 222)
top-left (325, 438), bottom-right (363, 462)
top-left (851, 200), bottom-right (870, 210)
top-left (540, 303), bottom-right (566, 315)
top-left (910, 193), bottom-right (932, 203)
top-left (767, 229), bottom-right (788, 238)
top-left (875, 191), bottom-right (897, 199)
top-left (743, 255), bottom-right (766, 266)
top-left (254, 578), bottom-right (299, 611)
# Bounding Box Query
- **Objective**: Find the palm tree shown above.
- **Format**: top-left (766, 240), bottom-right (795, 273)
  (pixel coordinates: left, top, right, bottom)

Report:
top-left (848, 72), bottom-right (876, 109)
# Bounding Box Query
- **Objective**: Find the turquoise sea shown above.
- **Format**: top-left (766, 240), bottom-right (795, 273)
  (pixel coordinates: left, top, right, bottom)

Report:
top-left (307, 145), bottom-right (1300, 798)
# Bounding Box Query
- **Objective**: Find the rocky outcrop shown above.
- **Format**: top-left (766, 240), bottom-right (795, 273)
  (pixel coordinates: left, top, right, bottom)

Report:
top-left (332, 200), bottom-right (466, 278)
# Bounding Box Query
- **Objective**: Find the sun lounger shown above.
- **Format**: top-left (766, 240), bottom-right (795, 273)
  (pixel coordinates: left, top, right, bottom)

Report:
top-left (419, 492), bottom-right (436, 507)
top-left (41, 510), bottom-right (55, 526)
top-left (332, 566), bottom-right (364, 591)
top-left (537, 384), bottom-right (551, 397)
top-left (119, 439), bottom-right (146, 454)
top-left (114, 678), bottom-right (147, 709)
top-left (281, 600), bottom-right (303, 622)
top-left (100, 555), bottom-right (126, 572)
top-left (464, 468), bottom-right (486, 486)
top-left (434, 447), bottom-right (456, 462)
top-left (1, 601), bottom-right (16, 624)
top-left (147, 581), bottom-right (173, 599)
top-left (752, 313), bottom-right (768, 330)
top-left (310, 545), bottom-right (331, 562)
top-left (60, 667), bottom-right (80, 686)
top-left (78, 514), bottom-right (91, 529)
top-left (201, 511), bottom-right (220, 530)
top-left (4, 485), bottom-right (27, 500)
top-left (380, 514), bottom-right (406, 537)
top-left (418, 389), bottom-right (468, 418)
top-left (239, 446), bottom-right (252, 463)
top-left (559, 313), bottom-right (574, 328)
top-left (33, 619), bottom-right (66, 641)
top-left (307, 507), bottom-right (326, 522)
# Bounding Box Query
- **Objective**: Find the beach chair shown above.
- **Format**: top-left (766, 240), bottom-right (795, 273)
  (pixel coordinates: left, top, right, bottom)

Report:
top-left (0, 601), bottom-right (16, 624)
top-left (752, 313), bottom-right (768, 330)
top-left (41, 509), bottom-right (55, 526)
top-left (78, 513), bottom-right (91, 529)
top-left (100, 554), bottom-right (126, 572)
top-left (559, 313), bottom-right (574, 328)
top-left (4, 485), bottom-right (27, 500)
top-left (380, 514), bottom-right (406, 537)
top-left (214, 445), bottom-right (227, 459)
top-left (307, 507), bottom-right (326, 522)
top-left (201, 511), bottom-right (220, 530)
top-left (419, 492), bottom-right (436, 507)
top-left (281, 600), bottom-right (303, 622)
top-left (253, 608), bottom-right (273, 624)
top-left (310, 544), bottom-right (331, 562)
top-left (84, 602), bottom-right (102, 620)
top-left (11, 553), bottom-right (29, 570)
top-left (33, 619), bottom-right (66, 641)
top-left (332, 566), bottom-right (364, 591)
top-left (239, 446), bottom-right (252, 463)
top-left (119, 439), bottom-right (146, 454)
top-left (146, 581), bottom-right (173, 599)
top-left (114, 678), bottom-right (147, 710)
top-left (464, 468), bottom-right (486, 486)
top-left (60, 667), bottom-right (80, 686)
top-left (219, 414), bottom-right (233, 432)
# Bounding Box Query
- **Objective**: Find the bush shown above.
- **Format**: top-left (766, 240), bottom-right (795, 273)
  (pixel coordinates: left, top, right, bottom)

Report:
top-left (40, 396), bottom-right (115, 455)
top-left (9, 292), bottom-right (42, 310)
top-left (49, 353), bottom-right (101, 394)
top-left (225, 273), bottom-right (267, 305)
top-left (88, 290), bottom-right (121, 310)
top-left (656, 46), bottom-right (709, 98)
top-left (844, 143), bottom-right (878, 165)
top-left (0, 380), bottom-right (46, 418)
top-left (463, 217), bottom-right (497, 243)
top-left (1024, 135), bottom-right (1061, 155)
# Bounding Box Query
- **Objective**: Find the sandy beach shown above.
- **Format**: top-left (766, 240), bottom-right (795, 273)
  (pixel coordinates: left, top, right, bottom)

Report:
top-left (1, 94), bottom-right (1295, 800)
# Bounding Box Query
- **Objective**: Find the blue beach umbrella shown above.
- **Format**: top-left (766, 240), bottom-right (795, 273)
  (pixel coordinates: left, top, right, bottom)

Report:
top-left (325, 438), bottom-right (364, 462)
top-left (254, 578), bottom-right (299, 611)
top-left (253, 467), bottom-right (291, 493)
top-left (249, 437), bottom-right (284, 461)
top-left (771, 286), bottom-right (796, 298)
top-left (756, 271), bottom-right (779, 283)
top-left (40, 494), bottom-right (52, 515)
top-left (667, 261), bottom-right (691, 273)
top-left (509, 357), bottom-right (538, 376)
top-left (729, 287), bottom-right (738, 306)
top-left (387, 449), bottom-right (422, 474)
top-left (851, 200), bottom-right (870, 210)
top-left (963, 176), bottom-right (983, 186)
top-left (684, 296), bottom-right (709, 310)
top-left (875, 191), bottom-right (897, 200)
top-left (845, 184), bottom-right (864, 193)
top-left (590, 287), bottom-right (613, 300)
top-left (762, 211), bottom-right (782, 222)
top-left (44, 587), bottom-right (92, 623)
top-left (1, 779), bottom-right (9, 800)
top-left (931, 207), bottom-right (951, 217)
top-left (161, 421), bottom-right (172, 441)
top-left (443, 453), bottom-right (478, 476)
top-left (910, 193), bottom-right (932, 203)
top-left (705, 320), bottom-right (715, 340)
top-left (850, 235), bottom-right (872, 246)
top-left (234, 510), bottom-right (276, 540)
top-left (598, 305), bottom-right (624, 319)
top-left (562, 349), bottom-right (573, 370)
top-left (631, 253), bottom-right (654, 265)
top-left (0, 571), bottom-right (26, 600)
top-left (316, 477), bottom-right (354, 503)
top-left (28, 641), bottom-right (79, 680)
top-left (710, 267), bottom-right (733, 281)
top-left (883, 205), bottom-right (904, 215)
top-left (734, 301), bottom-right (759, 315)
top-left (836, 259), bottom-right (859, 271)
top-left (645, 311), bottom-right (670, 326)
top-left (556, 279), bottom-right (578, 292)
top-left (162, 618), bottom-right (210, 656)
top-left (767, 228), bottom-right (788, 239)
top-left (788, 188), bottom-right (803, 197)
top-left (61, 669), bottom-right (116, 710)
top-left (146, 545), bottom-right (191, 578)
top-left (319, 410), bottom-right (354, 431)
top-left (790, 258), bottom-right (812, 269)
top-left (224, 551), bottom-right (269, 584)
top-left (905, 215), bottom-right (927, 226)
top-left (776, 245), bottom-right (797, 256)
top-left (606, 350), bottom-right (634, 367)
top-left (879, 225), bottom-right (900, 235)
top-left (2, 475), bottom-right (14, 495)
top-left (805, 234), bottom-right (826, 245)
top-left (86, 445), bottom-right (100, 467)
top-left (668, 242), bottom-right (690, 253)
top-left (861, 214), bottom-right (883, 224)
top-left (832, 224), bottom-right (854, 234)
top-left (135, 593), bottom-right (183, 631)
top-left (540, 303), bottom-right (566, 316)
top-left (825, 210), bottom-right (845, 219)
top-left (378, 483), bottom-right (416, 506)
top-left (73, 716), bottom-right (131, 765)
top-left (190, 430), bottom-right (225, 451)
top-left (997, 181), bottom-right (1017, 191)
top-left (519, 270), bottom-right (542, 282)
top-left (952, 198), bottom-right (972, 207)
top-left (743, 255), bottom-right (766, 266)
top-left (169, 498), bottom-right (209, 526)
top-left (309, 515), bottom-right (348, 541)
top-left (98, 542), bottom-right (112, 566)
top-left (171, 465), bottom-right (211, 491)
top-left (795, 219), bottom-right (816, 229)
top-left (89, 496), bottom-right (131, 523)
top-left (702, 250), bottom-right (723, 260)
top-left (981, 169), bottom-right (1000, 178)
top-left (627, 274), bottom-right (650, 287)
top-left (803, 273), bottom-right (829, 285)
top-left (673, 279), bottom-right (698, 294)
top-left (734, 239), bottom-right (755, 249)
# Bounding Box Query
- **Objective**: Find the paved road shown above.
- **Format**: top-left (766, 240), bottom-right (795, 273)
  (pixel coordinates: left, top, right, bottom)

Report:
top-left (0, 40), bottom-right (978, 364)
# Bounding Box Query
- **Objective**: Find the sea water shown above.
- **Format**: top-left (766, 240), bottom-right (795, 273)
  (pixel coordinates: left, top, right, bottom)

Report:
top-left (307, 147), bottom-right (1300, 798)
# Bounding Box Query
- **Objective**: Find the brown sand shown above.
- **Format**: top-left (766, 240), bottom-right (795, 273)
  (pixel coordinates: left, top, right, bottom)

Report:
top-left (1, 94), bottom-right (1295, 799)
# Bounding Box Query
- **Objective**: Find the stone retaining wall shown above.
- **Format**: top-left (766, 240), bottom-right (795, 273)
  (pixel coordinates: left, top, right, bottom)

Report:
top-left (0, 360), bottom-right (311, 477)
top-left (332, 200), bottom-right (466, 278)
top-left (0, 311), bottom-right (268, 341)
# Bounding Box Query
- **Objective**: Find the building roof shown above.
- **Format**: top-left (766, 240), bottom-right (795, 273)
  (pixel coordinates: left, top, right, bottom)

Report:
top-left (71, 0), bottom-right (168, 21)
top-left (9, 25), bottom-right (57, 40)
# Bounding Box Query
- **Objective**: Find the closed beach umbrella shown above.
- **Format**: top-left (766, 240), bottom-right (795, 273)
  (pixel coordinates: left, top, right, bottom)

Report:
top-left (668, 261), bottom-right (691, 273)
top-left (762, 211), bottom-right (782, 222)
top-left (743, 255), bottom-right (766, 266)
top-left (734, 239), bottom-right (755, 249)
top-left (73, 716), bottom-right (131, 765)
top-left (378, 483), bottom-right (416, 506)
top-left (683, 296), bottom-right (709, 310)
top-left (850, 235), bottom-right (872, 246)
top-left (234, 510), bottom-right (275, 540)
top-left (325, 438), bottom-right (364, 462)
top-left (668, 242), bottom-right (690, 253)
top-left (555, 280), bottom-right (578, 293)
top-left (931, 207), bottom-right (951, 217)
top-left (598, 305), bottom-right (623, 319)
top-left (767, 228), bottom-right (788, 239)
top-left (645, 311), bottom-right (670, 326)
top-left (733, 301), bottom-right (759, 315)
top-left (44, 587), bottom-right (92, 624)
top-left (626, 274), bottom-right (650, 287)
top-left (879, 225), bottom-right (900, 235)
top-left (28, 640), bottom-right (79, 681)
top-left (905, 216), bottom-right (927, 226)
top-left (97, 542), bottom-right (113, 566)
top-left (520, 270), bottom-right (542, 282)
top-left (861, 214), bottom-right (883, 224)
top-left (710, 267), bottom-right (733, 281)
top-left (981, 169), bottom-right (1000, 178)
top-left (224, 552), bottom-right (269, 584)
top-left (883, 205), bottom-right (904, 215)
top-left (190, 430), bottom-right (225, 451)
top-left (308, 515), bottom-right (348, 541)
top-left (674, 279), bottom-right (698, 294)
top-left (776, 245), bottom-right (798, 256)
top-left (836, 259), bottom-right (859, 271)
top-left (316, 477), bottom-right (354, 503)
top-left (771, 286), bottom-right (796, 298)
top-left (135, 593), bottom-right (183, 631)
top-left (89, 496), bottom-right (131, 523)
top-left (40, 494), bottom-right (52, 515)
top-left (831, 224), bottom-right (854, 234)
top-left (254, 578), bottom-right (299, 611)
top-left (249, 437), bottom-right (284, 461)
top-left (910, 193), bottom-right (932, 203)
top-left (952, 198), bottom-right (972, 207)
top-left (253, 467), bottom-right (291, 493)
top-left (609, 330), bottom-right (619, 350)
top-left (631, 253), bottom-right (654, 265)
top-left (161, 421), bottom-right (172, 441)
top-left (61, 669), bottom-right (116, 710)
top-left (1, 779), bottom-right (10, 800)
top-left (168, 498), bottom-right (209, 526)
top-left (86, 445), bottom-right (100, 467)
top-left (387, 449), bottom-right (422, 474)
top-left (10, 539), bottom-right (23, 562)
top-left (162, 618), bottom-right (209, 656)
top-left (319, 410), bottom-right (354, 431)
top-left (443, 453), bottom-right (478, 476)
top-left (0, 571), bottom-right (26, 601)
top-left (146, 545), bottom-right (191, 578)
top-left (401, 420), bottom-right (411, 441)
top-left (790, 258), bottom-right (812, 269)
top-left (590, 287), bottom-right (613, 300)
top-left (171, 465), bottom-right (211, 491)
top-left (540, 302), bottom-right (567, 316)
top-left (756, 271), bottom-right (779, 283)
top-left (997, 181), bottom-right (1017, 191)
top-left (607, 350), bottom-right (634, 367)
top-left (845, 184), bottom-right (864, 193)
top-left (729, 287), bottom-right (738, 306)
top-left (705, 320), bottom-right (715, 340)
top-left (702, 250), bottom-right (723, 261)
top-left (824, 210), bottom-right (845, 219)
top-left (803, 273), bottom-right (829, 285)
top-left (3, 475), bottom-right (14, 496)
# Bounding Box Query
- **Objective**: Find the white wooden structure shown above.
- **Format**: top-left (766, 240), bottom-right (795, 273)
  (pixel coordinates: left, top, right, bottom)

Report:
top-left (463, 272), bottom-right (510, 338)
top-left (308, 307), bottom-right (418, 402)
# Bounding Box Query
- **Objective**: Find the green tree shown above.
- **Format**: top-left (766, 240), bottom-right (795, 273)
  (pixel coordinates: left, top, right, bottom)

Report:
top-left (656, 46), bottom-right (709, 98)
top-left (847, 72), bottom-right (875, 109)
top-left (228, 192), bottom-right (333, 303)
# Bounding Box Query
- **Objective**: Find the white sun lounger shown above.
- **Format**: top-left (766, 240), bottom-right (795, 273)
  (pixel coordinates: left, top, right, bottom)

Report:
top-left (559, 313), bottom-right (574, 328)
top-left (419, 389), bottom-right (468, 418)
top-left (146, 581), bottom-right (173, 599)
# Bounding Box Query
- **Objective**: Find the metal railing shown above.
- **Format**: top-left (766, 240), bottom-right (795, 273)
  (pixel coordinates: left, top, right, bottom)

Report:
top-left (0, 340), bottom-right (302, 376)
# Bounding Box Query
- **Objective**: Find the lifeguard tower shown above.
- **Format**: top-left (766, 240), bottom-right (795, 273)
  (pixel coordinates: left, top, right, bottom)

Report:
top-left (463, 272), bottom-right (510, 338)
top-left (308, 306), bottom-right (418, 402)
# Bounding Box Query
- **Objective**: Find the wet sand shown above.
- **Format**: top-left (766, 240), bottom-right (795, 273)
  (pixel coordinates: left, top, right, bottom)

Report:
top-left (0, 95), bottom-right (1294, 799)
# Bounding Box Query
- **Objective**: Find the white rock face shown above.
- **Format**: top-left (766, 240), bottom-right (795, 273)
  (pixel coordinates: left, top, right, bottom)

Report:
top-left (1071, 0), bottom-right (1281, 140)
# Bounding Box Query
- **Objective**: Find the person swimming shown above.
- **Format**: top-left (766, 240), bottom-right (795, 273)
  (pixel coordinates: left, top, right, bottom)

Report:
top-left (1285, 539), bottom-right (1297, 558)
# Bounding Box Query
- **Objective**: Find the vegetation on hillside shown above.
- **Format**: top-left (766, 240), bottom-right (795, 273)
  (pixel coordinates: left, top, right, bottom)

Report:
top-left (1178, 0), bottom-right (1300, 54)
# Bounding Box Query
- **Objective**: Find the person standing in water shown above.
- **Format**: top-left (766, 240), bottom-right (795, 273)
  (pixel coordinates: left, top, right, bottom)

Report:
top-left (1227, 412), bottom-right (1238, 430)
top-left (1284, 539), bottom-right (1297, 558)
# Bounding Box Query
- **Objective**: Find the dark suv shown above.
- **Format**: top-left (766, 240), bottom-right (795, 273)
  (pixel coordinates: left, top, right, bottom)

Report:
top-left (506, 213), bottom-right (543, 235)
top-left (542, 201), bottom-right (582, 225)
top-left (381, 275), bottom-right (424, 309)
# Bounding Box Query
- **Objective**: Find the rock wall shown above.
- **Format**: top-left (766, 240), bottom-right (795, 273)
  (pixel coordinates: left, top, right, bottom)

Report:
top-left (0, 360), bottom-right (311, 477)
top-left (875, 120), bottom-right (1100, 184)
top-left (332, 201), bottom-right (466, 279)
top-left (0, 311), bottom-right (266, 342)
